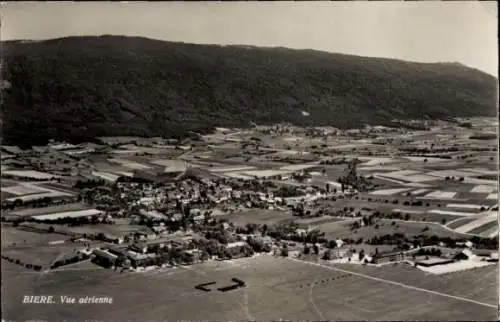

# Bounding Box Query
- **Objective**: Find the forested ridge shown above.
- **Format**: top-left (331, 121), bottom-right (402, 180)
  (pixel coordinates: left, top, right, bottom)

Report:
top-left (1, 35), bottom-right (497, 147)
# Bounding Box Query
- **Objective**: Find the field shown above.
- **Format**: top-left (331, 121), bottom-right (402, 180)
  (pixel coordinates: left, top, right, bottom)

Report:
top-left (3, 203), bottom-right (91, 218)
top-left (316, 219), bottom-right (465, 240)
top-left (5, 190), bottom-right (74, 203)
top-left (219, 209), bottom-right (296, 226)
top-left (2, 255), bottom-right (496, 321)
top-left (294, 216), bottom-right (346, 227)
top-left (107, 158), bottom-right (151, 170)
top-left (1, 226), bottom-right (69, 248)
top-left (369, 188), bottom-right (412, 196)
top-left (31, 209), bottom-right (104, 221)
top-left (20, 220), bottom-right (150, 237)
top-left (1, 170), bottom-right (60, 179)
top-left (453, 212), bottom-right (498, 235)
top-left (91, 171), bottom-right (120, 182)
top-left (1, 184), bottom-right (47, 196)
top-left (2, 243), bottom-right (78, 267)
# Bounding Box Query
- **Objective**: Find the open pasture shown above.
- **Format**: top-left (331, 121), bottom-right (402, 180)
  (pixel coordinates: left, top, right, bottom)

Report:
top-left (408, 188), bottom-right (429, 195)
top-left (148, 159), bottom-right (187, 172)
top-left (403, 156), bottom-right (448, 163)
top-left (294, 216), bottom-right (346, 227)
top-left (459, 168), bottom-right (498, 176)
top-left (357, 157), bottom-right (401, 166)
top-left (372, 174), bottom-right (430, 188)
top-left (20, 220), bottom-right (148, 238)
top-left (466, 221), bottom-right (498, 237)
top-left (453, 212), bottom-right (498, 234)
top-left (322, 261), bottom-right (497, 308)
top-left (4, 203), bottom-right (91, 218)
top-left (446, 203), bottom-right (487, 211)
top-left (425, 170), bottom-right (482, 179)
top-left (209, 165), bottom-right (256, 173)
top-left (2, 243), bottom-right (77, 267)
top-left (2, 255), bottom-right (495, 321)
top-left (427, 209), bottom-right (475, 217)
top-left (471, 185), bottom-right (497, 194)
top-left (369, 188), bottom-right (411, 196)
top-left (422, 190), bottom-right (457, 200)
top-left (1, 226), bottom-right (69, 248)
top-left (463, 177), bottom-right (498, 186)
top-left (1, 170), bottom-right (60, 180)
top-left (391, 210), bottom-right (460, 224)
top-left (358, 165), bottom-right (404, 172)
top-left (219, 209), bottom-right (295, 226)
top-left (5, 190), bottom-right (74, 203)
top-left (241, 169), bottom-right (293, 178)
top-left (221, 172), bottom-right (254, 181)
top-left (32, 209), bottom-right (104, 221)
top-left (91, 171), bottom-right (120, 182)
top-left (107, 158), bottom-right (151, 170)
top-left (1, 179), bottom-right (18, 187)
top-left (487, 193), bottom-right (498, 200)
top-left (1, 182), bottom-right (59, 196)
top-left (1, 190), bottom-right (16, 200)
top-left (446, 217), bottom-right (481, 230)
top-left (315, 219), bottom-right (463, 240)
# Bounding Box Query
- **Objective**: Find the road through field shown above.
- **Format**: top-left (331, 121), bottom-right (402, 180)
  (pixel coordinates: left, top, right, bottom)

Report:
top-left (287, 257), bottom-right (496, 309)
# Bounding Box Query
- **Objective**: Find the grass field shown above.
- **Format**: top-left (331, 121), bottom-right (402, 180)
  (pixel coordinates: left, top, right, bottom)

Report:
top-left (1, 226), bottom-right (69, 248)
top-left (1, 190), bottom-right (16, 200)
top-left (4, 203), bottom-right (91, 218)
top-left (2, 243), bottom-right (78, 267)
top-left (390, 211), bottom-right (461, 224)
top-left (447, 217), bottom-right (479, 230)
top-left (466, 221), bottom-right (498, 235)
top-left (316, 219), bottom-right (465, 240)
top-left (220, 209), bottom-right (296, 226)
top-left (20, 221), bottom-right (147, 237)
top-left (2, 255), bottom-right (496, 321)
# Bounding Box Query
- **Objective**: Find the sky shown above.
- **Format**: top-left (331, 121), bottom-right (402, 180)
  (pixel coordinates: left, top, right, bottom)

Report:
top-left (1, 1), bottom-right (498, 76)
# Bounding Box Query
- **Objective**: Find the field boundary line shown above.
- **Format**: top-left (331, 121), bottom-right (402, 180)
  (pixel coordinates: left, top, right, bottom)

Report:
top-left (309, 277), bottom-right (327, 321)
top-left (287, 257), bottom-right (497, 309)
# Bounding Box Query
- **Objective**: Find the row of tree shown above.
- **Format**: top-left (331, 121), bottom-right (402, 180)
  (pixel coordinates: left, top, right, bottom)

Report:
top-left (1, 254), bottom-right (43, 271)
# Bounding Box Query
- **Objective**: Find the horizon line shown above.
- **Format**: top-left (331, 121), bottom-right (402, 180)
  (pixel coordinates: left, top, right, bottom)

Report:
top-left (2, 34), bottom-right (497, 78)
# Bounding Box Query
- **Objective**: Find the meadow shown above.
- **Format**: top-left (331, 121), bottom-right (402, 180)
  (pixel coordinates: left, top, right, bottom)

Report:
top-left (316, 219), bottom-right (466, 240)
top-left (2, 255), bottom-right (496, 321)
top-left (220, 209), bottom-right (296, 226)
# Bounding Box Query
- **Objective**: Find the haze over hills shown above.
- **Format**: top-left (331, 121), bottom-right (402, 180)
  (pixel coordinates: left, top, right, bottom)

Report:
top-left (1, 35), bottom-right (497, 147)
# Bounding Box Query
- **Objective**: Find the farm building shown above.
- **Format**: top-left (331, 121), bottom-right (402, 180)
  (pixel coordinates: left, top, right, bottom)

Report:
top-left (372, 251), bottom-right (405, 264)
top-left (92, 249), bottom-right (118, 268)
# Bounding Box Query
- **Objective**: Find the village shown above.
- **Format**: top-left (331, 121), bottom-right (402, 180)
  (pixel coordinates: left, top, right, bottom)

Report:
top-left (2, 117), bottom-right (498, 279)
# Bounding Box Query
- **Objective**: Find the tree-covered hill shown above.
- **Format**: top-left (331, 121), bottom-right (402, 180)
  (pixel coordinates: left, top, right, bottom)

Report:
top-left (1, 35), bottom-right (497, 147)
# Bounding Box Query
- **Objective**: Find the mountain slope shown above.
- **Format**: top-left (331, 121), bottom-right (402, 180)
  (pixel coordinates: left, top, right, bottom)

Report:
top-left (1, 35), bottom-right (497, 147)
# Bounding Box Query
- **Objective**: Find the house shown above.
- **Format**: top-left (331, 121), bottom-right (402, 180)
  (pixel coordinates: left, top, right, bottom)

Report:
top-left (103, 234), bottom-right (124, 244)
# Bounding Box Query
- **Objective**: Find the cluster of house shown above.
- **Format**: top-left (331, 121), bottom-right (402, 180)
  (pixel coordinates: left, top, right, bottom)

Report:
top-left (88, 231), bottom-right (276, 270)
